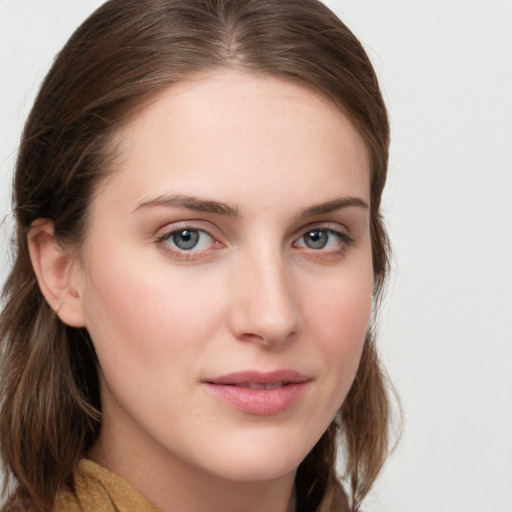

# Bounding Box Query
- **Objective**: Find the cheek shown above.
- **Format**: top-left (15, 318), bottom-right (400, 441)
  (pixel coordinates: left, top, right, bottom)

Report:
top-left (305, 266), bottom-right (373, 390)
top-left (79, 251), bottom-right (223, 374)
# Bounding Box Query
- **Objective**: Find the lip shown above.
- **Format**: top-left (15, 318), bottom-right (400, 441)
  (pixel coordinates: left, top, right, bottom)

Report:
top-left (202, 370), bottom-right (311, 416)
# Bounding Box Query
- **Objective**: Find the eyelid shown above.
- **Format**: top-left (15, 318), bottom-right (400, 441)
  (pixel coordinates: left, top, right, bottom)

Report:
top-left (292, 222), bottom-right (355, 251)
top-left (152, 219), bottom-right (355, 262)
top-left (154, 219), bottom-right (220, 240)
top-left (154, 221), bottom-right (224, 261)
top-left (294, 221), bottom-right (353, 240)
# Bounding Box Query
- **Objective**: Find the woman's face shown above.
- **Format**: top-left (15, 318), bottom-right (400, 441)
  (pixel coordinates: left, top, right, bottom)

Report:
top-left (73, 71), bottom-right (373, 483)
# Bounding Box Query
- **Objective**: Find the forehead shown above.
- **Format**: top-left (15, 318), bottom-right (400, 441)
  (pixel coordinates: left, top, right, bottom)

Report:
top-left (98, 70), bottom-right (371, 212)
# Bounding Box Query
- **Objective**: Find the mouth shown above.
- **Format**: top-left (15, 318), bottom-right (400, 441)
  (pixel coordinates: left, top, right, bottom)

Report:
top-left (229, 382), bottom-right (290, 390)
top-left (205, 369), bottom-right (309, 386)
top-left (202, 370), bottom-right (311, 415)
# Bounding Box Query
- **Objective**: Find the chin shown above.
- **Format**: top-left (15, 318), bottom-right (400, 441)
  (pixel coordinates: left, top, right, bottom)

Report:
top-left (211, 455), bottom-right (301, 483)
top-left (196, 430), bottom-right (316, 483)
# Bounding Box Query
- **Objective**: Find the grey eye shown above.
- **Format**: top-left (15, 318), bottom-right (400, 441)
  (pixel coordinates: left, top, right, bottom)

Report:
top-left (171, 229), bottom-right (201, 250)
top-left (303, 229), bottom-right (329, 249)
top-left (295, 228), bottom-right (351, 251)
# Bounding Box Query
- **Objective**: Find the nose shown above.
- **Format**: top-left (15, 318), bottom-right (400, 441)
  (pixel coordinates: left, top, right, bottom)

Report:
top-left (228, 246), bottom-right (301, 348)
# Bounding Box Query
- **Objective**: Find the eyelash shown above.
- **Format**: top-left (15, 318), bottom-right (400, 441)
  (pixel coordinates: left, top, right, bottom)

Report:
top-left (154, 224), bottom-right (220, 260)
top-left (293, 227), bottom-right (355, 253)
top-left (154, 224), bottom-right (354, 261)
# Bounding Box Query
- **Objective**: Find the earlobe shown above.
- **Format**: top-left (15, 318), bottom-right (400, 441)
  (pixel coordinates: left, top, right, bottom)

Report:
top-left (28, 219), bottom-right (86, 328)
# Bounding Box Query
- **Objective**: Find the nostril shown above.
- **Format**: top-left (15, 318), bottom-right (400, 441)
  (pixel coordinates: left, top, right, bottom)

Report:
top-left (237, 321), bottom-right (299, 348)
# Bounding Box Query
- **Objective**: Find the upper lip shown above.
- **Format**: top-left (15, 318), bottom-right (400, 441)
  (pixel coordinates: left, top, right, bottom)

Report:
top-left (204, 370), bottom-right (310, 386)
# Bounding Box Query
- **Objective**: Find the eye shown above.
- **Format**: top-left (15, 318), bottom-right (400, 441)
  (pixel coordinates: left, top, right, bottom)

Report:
top-left (294, 228), bottom-right (353, 251)
top-left (159, 228), bottom-right (214, 252)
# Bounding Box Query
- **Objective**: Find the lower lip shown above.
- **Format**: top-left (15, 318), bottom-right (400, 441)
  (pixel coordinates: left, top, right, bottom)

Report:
top-left (203, 382), bottom-right (309, 415)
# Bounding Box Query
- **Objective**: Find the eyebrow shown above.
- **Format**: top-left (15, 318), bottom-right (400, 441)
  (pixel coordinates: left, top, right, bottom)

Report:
top-left (133, 194), bottom-right (368, 218)
top-left (133, 194), bottom-right (239, 217)
top-left (299, 196), bottom-right (369, 218)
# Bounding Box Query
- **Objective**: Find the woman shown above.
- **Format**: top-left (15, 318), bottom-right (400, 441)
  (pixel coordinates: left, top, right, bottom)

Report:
top-left (0, 0), bottom-right (392, 511)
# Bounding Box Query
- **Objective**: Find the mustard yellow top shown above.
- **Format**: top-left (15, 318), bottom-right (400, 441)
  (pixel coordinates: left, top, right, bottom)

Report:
top-left (52, 459), bottom-right (338, 512)
top-left (53, 459), bottom-right (160, 512)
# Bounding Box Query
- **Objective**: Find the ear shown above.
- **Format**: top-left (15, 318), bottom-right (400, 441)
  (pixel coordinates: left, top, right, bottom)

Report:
top-left (28, 219), bottom-right (86, 328)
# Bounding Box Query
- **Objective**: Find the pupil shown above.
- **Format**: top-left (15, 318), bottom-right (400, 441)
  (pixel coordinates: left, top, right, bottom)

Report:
top-left (173, 230), bottom-right (199, 250)
top-left (306, 230), bottom-right (328, 249)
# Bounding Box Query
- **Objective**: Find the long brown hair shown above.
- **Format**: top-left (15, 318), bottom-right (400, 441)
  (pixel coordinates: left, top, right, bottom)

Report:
top-left (0, 1), bottom-right (393, 510)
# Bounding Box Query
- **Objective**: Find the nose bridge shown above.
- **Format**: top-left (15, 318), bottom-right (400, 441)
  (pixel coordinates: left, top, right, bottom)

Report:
top-left (229, 240), bottom-right (301, 346)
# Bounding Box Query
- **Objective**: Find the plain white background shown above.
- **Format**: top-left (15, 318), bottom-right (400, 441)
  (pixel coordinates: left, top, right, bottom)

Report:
top-left (1, 1), bottom-right (511, 511)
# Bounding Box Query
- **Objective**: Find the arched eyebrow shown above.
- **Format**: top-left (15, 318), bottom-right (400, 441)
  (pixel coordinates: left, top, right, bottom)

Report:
top-left (298, 197), bottom-right (369, 218)
top-left (133, 194), bottom-right (367, 218)
top-left (133, 194), bottom-right (239, 217)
